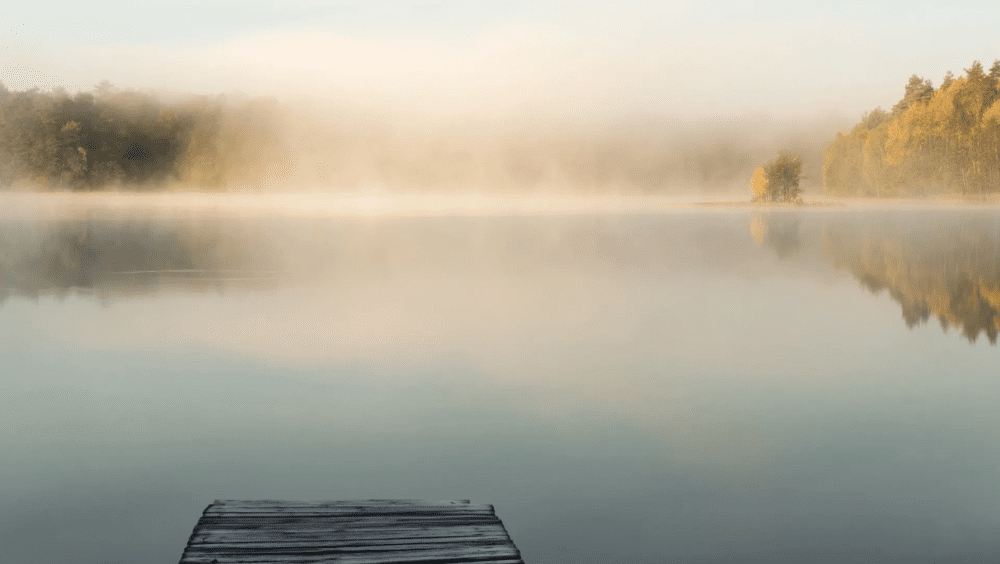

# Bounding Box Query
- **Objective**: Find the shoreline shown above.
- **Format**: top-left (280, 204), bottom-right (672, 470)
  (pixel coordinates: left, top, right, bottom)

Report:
top-left (3, 191), bottom-right (1000, 220)
top-left (697, 200), bottom-right (843, 207)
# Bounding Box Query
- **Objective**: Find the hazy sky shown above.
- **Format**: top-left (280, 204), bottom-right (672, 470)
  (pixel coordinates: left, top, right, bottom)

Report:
top-left (3, 1), bottom-right (1000, 120)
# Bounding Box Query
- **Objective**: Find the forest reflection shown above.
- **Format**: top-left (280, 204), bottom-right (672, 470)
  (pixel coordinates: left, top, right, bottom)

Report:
top-left (823, 214), bottom-right (1000, 344)
top-left (0, 213), bottom-right (744, 307)
top-left (0, 218), bottom-right (279, 304)
top-left (5, 210), bottom-right (1000, 346)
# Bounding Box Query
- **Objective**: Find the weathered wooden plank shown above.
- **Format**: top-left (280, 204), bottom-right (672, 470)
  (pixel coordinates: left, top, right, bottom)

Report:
top-left (205, 505), bottom-right (493, 512)
top-left (204, 511), bottom-right (495, 516)
top-left (191, 529), bottom-right (503, 542)
top-left (184, 541), bottom-right (514, 555)
top-left (200, 512), bottom-right (499, 519)
top-left (196, 516), bottom-right (500, 524)
top-left (205, 502), bottom-right (488, 513)
top-left (192, 531), bottom-right (512, 545)
top-left (201, 513), bottom-right (498, 522)
top-left (193, 522), bottom-right (498, 532)
top-left (180, 544), bottom-right (520, 563)
top-left (204, 507), bottom-right (497, 516)
top-left (199, 515), bottom-right (499, 524)
top-left (192, 519), bottom-right (503, 531)
top-left (189, 533), bottom-right (513, 547)
top-left (212, 500), bottom-right (475, 507)
top-left (193, 524), bottom-right (503, 538)
top-left (189, 539), bottom-right (511, 550)
top-left (178, 500), bottom-right (523, 564)
top-left (189, 533), bottom-right (507, 546)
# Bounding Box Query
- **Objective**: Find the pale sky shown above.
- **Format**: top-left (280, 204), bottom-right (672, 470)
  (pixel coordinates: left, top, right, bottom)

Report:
top-left (3, 1), bottom-right (1000, 121)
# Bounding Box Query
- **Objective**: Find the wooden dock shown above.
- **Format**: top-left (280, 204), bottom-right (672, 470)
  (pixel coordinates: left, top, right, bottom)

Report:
top-left (178, 500), bottom-right (524, 564)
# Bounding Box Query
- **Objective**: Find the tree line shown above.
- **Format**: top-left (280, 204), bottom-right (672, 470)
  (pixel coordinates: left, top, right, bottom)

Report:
top-left (1, 81), bottom-right (837, 193)
top-left (824, 60), bottom-right (1000, 196)
top-left (0, 81), bottom-right (283, 190)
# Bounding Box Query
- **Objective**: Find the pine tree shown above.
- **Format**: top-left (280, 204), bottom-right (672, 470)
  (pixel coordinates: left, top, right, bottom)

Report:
top-left (988, 60), bottom-right (1000, 105)
top-left (893, 75), bottom-right (934, 115)
top-left (942, 71), bottom-right (956, 90)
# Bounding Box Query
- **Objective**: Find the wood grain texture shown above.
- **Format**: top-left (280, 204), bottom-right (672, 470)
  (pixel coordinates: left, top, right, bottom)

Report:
top-left (178, 500), bottom-right (524, 564)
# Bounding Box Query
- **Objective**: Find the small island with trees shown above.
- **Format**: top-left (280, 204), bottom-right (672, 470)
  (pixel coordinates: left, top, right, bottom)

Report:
top-left (751, 150), bottom-right (803, 203)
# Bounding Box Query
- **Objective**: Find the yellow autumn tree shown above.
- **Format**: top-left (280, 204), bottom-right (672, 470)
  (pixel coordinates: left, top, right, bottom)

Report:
top-left (750, 166), bottom-right (767, 201)
top-left (824, 59), bottom-right (1000, 197)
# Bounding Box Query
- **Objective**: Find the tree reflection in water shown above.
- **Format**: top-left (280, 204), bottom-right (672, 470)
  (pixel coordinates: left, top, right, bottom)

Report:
top-left (7, 209), bottom-right (1000, 345)
top-left (824, 216), bottom-right (1000, 344)
top-left (0, 218), bottom-right (277, 304)
top-left (749, 212), bottom-right (801, 259)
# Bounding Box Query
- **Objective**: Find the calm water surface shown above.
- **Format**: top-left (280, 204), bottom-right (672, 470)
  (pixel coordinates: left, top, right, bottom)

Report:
top-left (2, 195), bottom-right (999, 564)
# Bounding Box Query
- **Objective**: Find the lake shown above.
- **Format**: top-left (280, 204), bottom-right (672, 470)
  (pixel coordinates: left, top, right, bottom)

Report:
top-left (2, 194), bottom-right (999, 564)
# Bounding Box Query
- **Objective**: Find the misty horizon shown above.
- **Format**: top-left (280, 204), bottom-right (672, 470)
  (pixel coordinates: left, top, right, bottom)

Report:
top-left (0, 81), bottom-right (846, 194)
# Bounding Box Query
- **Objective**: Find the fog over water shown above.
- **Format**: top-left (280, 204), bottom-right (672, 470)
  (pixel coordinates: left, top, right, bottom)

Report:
top-left (2, 194), bottom-right (999, 564)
